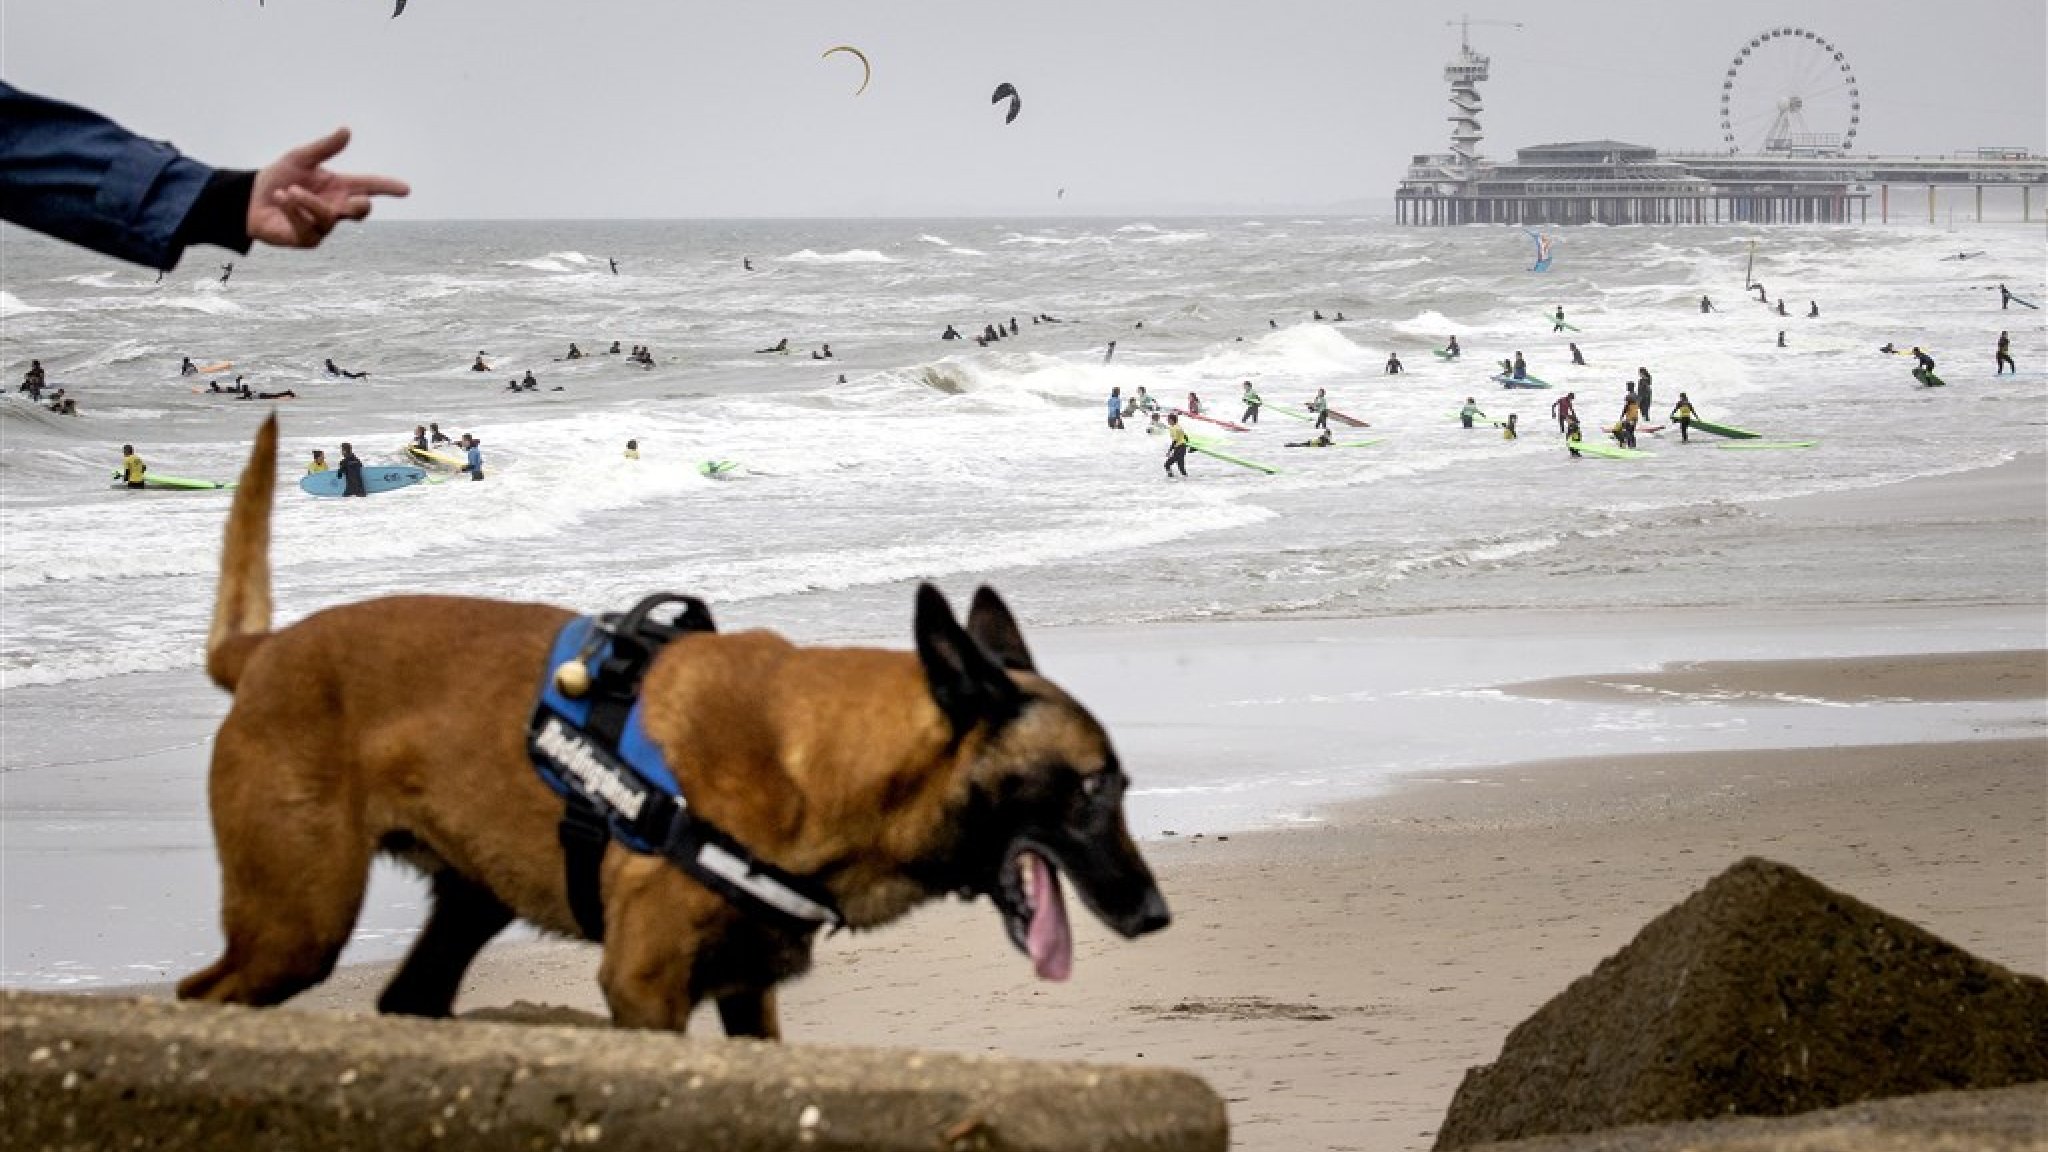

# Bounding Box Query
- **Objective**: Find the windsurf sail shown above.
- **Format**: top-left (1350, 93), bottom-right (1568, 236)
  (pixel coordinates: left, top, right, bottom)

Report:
top-left (1526, 229), bottom-right (1554, 273)
top-left (990, 82), bottom-right (1022, 124)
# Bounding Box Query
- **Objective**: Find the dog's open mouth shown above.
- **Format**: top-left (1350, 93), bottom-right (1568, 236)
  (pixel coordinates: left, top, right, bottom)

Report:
top-left (997, 846), bottom-right (1072, 982)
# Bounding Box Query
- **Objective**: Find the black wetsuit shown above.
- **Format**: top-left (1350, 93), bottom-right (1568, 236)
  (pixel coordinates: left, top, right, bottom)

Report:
top-left (339, 454), bottom-right (366, 497)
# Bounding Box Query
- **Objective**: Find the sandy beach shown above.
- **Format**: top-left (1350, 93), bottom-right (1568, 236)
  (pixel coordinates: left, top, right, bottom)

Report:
top-left (49, 452), bottom-right (2048, 1151)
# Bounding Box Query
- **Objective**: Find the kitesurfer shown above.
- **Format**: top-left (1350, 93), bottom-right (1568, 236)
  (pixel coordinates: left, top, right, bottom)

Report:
top-left (1107, 388), bottom-right (1125, 430)
top-left (339, 443), bottom-right (366, 497)
top-left (1569, 343), bottom-right (1585, 366)
top-left (1550, 392), bottom-right (1576, 433)
top-left (1240, 381), bottom-right (1261, 424)
top-left (1163, 414), bottom-right (1189, 479)
top-left (1308, 387), bottom-right (1330, 430)
top-left (1670, 394), bottom-right (1697, 442)
top-left (1384, 352), bottom-right (1403, 375)
top-left (1459, 398), bottom-right (1484, 429)
top-left (1996, 331), bottom-right (2015, 375)
top-left (1634, 368), bottom-right (1653, 418)
top-left (1285, 430), bottom-right (1334, 448)
top-left (1551, 307), bottom-right (1566, 333)
top-left (755, 338), bottom-right (789, 354)
top-left (118, 444), bottom-right (146, 490)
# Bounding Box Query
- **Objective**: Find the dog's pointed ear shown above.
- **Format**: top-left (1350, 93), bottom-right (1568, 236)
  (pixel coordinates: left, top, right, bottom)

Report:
top-left (916, 583), bottom-right (1021, 734)
top-left (966, 586), bottom-right (1035, 673)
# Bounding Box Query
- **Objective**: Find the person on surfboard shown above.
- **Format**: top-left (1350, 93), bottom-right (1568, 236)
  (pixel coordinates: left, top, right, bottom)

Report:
top-left (1444, 335), bottom-right (1461, 359)
top-left (1285, 430), bottom-right (1333, 448)
top-left (1510, 352), bottom-right (1527, 380)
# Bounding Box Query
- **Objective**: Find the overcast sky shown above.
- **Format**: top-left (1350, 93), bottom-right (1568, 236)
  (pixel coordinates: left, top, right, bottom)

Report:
top-left (4, 0), bottom-right (2041, 218)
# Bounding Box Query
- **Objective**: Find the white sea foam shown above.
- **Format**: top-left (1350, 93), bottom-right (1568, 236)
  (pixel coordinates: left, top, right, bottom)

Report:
top-left (781, 248), bottom-right (897, 264)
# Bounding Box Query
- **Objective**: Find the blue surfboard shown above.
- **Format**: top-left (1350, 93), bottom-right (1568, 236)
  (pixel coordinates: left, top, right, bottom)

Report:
top-left (299, 465), bottom-right (428, 497)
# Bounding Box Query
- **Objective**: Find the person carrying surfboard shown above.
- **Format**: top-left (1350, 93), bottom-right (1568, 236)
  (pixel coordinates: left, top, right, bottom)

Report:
top-left (117, 445), bottom-right (146, 490)
top-left (1459, 398), bottom-right (1485, 430)
top-left (1240, 381), bottom-right (1262, 424)
top-left (338, 443), bottom-right (366, 497)
top-left (1551, 307), bottom-right (1567, 333)
top-left (1307, 388), bottom-right (1330, 431)
top-left (1163, 414), bottom-right (1189, 479)
top-left (1670, 394), bottom-right (1698, 442)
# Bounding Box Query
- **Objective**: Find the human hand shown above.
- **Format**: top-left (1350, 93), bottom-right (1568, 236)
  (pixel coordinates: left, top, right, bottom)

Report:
top-left (246, 128), bottom-right (410, 249)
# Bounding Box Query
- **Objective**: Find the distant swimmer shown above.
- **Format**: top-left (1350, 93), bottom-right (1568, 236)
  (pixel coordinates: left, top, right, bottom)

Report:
top-left (1777, 330), bottom-right (1787, 348)
top-left (1550, 391), bottom-right (1576, 433)
top-left (429, 422), bottom-right (451, 445)
top-left (608, 341), bottom-right (622, 354)
top-left (521, 369), bottom-right (538, 388)
top-left (324, 358), bottom-right (369, 379)
top-left (306, 449), bottom-right (329, 474)
top-left (459, 434), bottom-right (485, 481)
top-left (1333, 312), bottom-right (1346, 321)
top-left (608, 258), bottom-right (619, 275)
top-left (941, 324), bottom-right (961, 340)
top-left (1501, 413), bottom-right (1518, 441)
top-left (118, 444), bottom-right (147, 490)
top-left (1551, 306), bottom-right (1566, 332)
top-left (1459, 397), bottom-right (1484, 429)
top-left (471, 351), bottom-right (490, 372)
top-left (1107, 387), bottom-right (1125, 430)
top-left (1879, 342), bottom-right (1898, 355)
top-left (1384, 352), bottom-right (1403, 375)
top-left (1163, 413), bottom-right (1189, 479)
top-left (1569, 342), bottom-right (1585, 366)
top-left (743, 257), bottom-right (754, 272)
top-left (338, 443), bottom-right (366, 497)
top-left (1285, 430), bottom-right (1334, 448)
top-left (1185, 391), bottom-right (1203, 416)
top-left (1313, 310), bottom-right (1325, 321)
top-left (1308, 387), bottom-right (1329, 430)
top-left (1670, 393), bottom-right (1698, 442)
top-left (837, 374), bottom-right (847, 384)
top-left (1240, 380), bottom-right (1261, 424)
top-left (1996, 331), bottom-right (2015, 375)
top-left (1699, 295), bottom-right (1715, 313)
top-left (180, 356), bottom-right (198, 376)
top-left (218, 262), bottom-right (234, 285)
top-left (1268, 319), bottom-right (1278, 329)
top-left (1776, 299), bottom-right (1788, 317)
top-left (810, 344), bottom-right (834, 360)
top-left (565, 343), bottom-right (583, 360)
top-left (249, 389), bottom-right (295, 400)
top-left (412, 424), bottom-right (431, 451)
top-left (624, 439), bottom-right (640, 460)
top-left (1444, 335), bottom-right (1461, 359)
top-left (1103, 340), bottom-right (1117, 364)
top-left (756, 338), bottom-right (789, 354)
top-left (1807, 301), bottom-right (1819, 318)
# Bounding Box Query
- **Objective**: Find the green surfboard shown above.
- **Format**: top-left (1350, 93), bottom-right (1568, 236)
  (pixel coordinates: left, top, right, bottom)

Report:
top-left (1686, 418), bottom-right (1759, 440)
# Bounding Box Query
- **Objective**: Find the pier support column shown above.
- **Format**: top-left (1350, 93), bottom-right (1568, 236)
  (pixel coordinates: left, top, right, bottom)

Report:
top-left (1928, 185), bottom-right (1936, 224)
top-left (1975, 185), bottom-right (1983, 223)
top-left (1880, 184), bottom-right (1889, 223)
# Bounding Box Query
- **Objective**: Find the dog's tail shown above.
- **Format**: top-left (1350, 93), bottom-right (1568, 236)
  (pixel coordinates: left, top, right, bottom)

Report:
top-left (206, 414), bottom-right (278, 691)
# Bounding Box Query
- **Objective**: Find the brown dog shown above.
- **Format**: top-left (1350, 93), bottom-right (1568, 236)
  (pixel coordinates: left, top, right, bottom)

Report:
top-left (179, 417), bottom-right (1169, 1036)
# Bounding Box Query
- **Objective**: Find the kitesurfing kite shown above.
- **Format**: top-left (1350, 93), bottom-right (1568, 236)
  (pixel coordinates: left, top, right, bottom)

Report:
top-left (1525, 229), bottom-right (1555, 273)
top-left (990, 82), bottom-right (1022, 124)
top-left (823, 45), bottom-right (871, 96)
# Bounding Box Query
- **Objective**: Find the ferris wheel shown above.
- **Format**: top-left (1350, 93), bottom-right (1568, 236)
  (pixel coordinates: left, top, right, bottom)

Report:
top-left (1718, 27), bottom-right (1861, 158)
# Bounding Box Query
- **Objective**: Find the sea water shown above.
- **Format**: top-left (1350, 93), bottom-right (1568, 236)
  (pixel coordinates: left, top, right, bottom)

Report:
top-left (1, 216), bottom-right (2042, 986)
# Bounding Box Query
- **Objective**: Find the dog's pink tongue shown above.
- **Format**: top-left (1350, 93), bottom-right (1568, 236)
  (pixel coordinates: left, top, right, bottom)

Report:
top-left (1025, 851), bottom-right (1073, 982)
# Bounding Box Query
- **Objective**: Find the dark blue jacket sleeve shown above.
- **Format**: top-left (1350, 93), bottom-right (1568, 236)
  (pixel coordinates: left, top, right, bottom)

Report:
top-left (0, 80), bottom-right (250, 270)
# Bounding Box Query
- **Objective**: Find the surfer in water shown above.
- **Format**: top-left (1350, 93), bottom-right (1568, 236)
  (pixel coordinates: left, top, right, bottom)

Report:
top-left (1384, 352), bottom-right (1403, 374)
top-left (1569, 343), bottom-right (1585, 366)
top-left (1459, 398), bottom-right (1483, 429)
top-left (1240, 381), bottom-right (1261, 424)
top-left (411, 425), bottom-right (431, 451)
top-left (608, 341), bottom-right (621, 354)
top-left (1699, 295), bottom-right (1715, 313)
top-left (1807, 301), bottom-right (1820, 318)
top-left (743, 257), bottom-right (754, 272)
top-left (180, 356), bottom-right (198, 376)
top-left (624, 439), bottom-right (640, 460)
top-left (219, 262), bottom-right (234, 285)
top-left (1308, 387), bottom-right (1329, 430)
top-left (1103, 340), bottom-right (1117, 364)
top-left (1996, 331), bottom-right (2015, 375)
top-left (1163, 414), bottom-right (1189, 479)
top-left (118, 444), bottom-right (146, 490)
top-left (1501, 414), bottom-right (1518, 441)
top-left (1444, 335), bottom-right (1461, 359)
top-left (338, 443), bottom-right (366, 497)
top-left (1550, 392), bottom-right (1576, 433)
top-left (1776, 299), bottom-right (1788, 317)
top-left (941, 325), bottom-right (961, 340)
top-left (608, 258), bottom-right (618, 275)
top-left (324, 358), bottom-right (368, 379)
top-left (565, 343), bottom-right (583, 360)
top-left (1565, 416), bottom-right (1584, 458)
top-left (471, 352), bottom-right (490, 372)
top-left (1551, 307), bottom-right (1567, 332)
top-left (1670, 394), bottom-right (1698, 442)
top-left (459, 434), bottom-right (485, 482)
top-left (522, 369), bottom-right (538, 388)
top-left (307, 449), bottom-right (329, 474)
top-left (1912, 347), bottom-right (1936, 375)
top-left (1107, 388), bottom-right (1125, 429)
top-left (1284, 430), bottom-right (1334, 448)
top-left (429, 423), bottom-right (451, 445)
top-left (1634, 368), bottom-right (1653, 417)
top-left (1185, 391), bottom-right (1203, 416)
top-left (1777, 331), bottom-right (1787, 348)
top-left (755, 338), bottom-right (789, 354)
top-left (1999, 284), bottom-right (2012, 309)
top-left (1510, 352), bottom-right (1527, 380)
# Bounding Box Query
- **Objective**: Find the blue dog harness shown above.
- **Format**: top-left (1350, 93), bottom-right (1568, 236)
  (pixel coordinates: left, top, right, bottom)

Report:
top-left (527, 594), bottom-right (844, 941)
